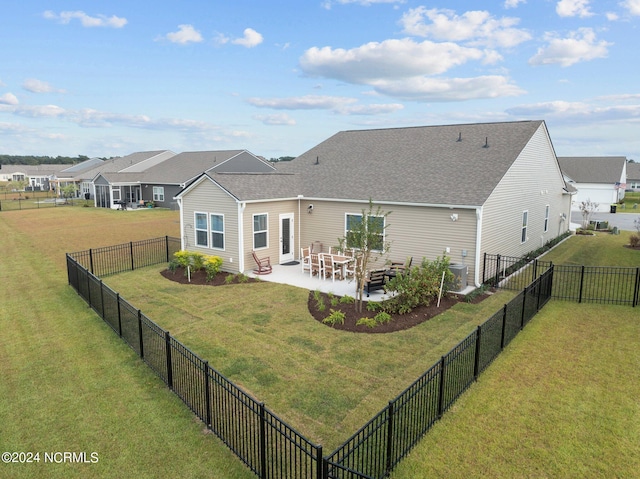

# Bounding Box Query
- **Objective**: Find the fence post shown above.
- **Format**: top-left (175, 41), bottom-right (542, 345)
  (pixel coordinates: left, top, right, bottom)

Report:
top-left (437, 356), bottom-right (446, 418)
top-left (494, 255), bottom-right (501, 287)
top-left (137, 310), bottom-right (144, 359)
top-left (500, 304), bottom-right (507, 349)
top-left (533, 259), bottom-right (538, 282)
top-left (165, 235), bottom-right (170, 263)
top-left (520, 286), bottom-right (528, 329)
top-left (99, 279), bottom-right (105, 319)
top-left (203, 361), bottom-right (212, 427)
top-left (473, 325), bottom-right (482, 379)
top-left (259, 403), bottom-right (267, 479)
top-left (116, 293), bottom-right (123, 337)
top-left (89, 249), bottom-right (94, 275)
top-left (482, 253), bottom-right (487, 284)
top-left (165, 331), bottom-right (173, 390)
top-left (316, 446), bottom-right (324, 479)
top-left (130, 242), bottom-right (135, 271)
top-left (386, 401), bottom-right (394, 474)
top-left (578, 265), bottom-right (585, 304)
top-left (633, 268), bottom-right (639, 308)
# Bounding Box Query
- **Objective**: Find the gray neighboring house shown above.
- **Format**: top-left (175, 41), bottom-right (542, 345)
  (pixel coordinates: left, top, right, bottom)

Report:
top-left (176, 120), bottom-right (573, 288)
top-left (0, 164), bottom-right (66, 191)
top-left (557, 156), bottom-right (628, 212)
top-left (627, 162), bottom-right (640, 192)
top-left (95, 150), bottom-right (274, 210)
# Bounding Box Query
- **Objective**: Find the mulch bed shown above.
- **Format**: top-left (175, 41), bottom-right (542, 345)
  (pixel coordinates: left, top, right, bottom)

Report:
top-left (161, 266), bottom-right (491, 334)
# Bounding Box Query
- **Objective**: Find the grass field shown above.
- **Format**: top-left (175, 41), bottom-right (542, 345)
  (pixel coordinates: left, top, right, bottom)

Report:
top-left (541, 231), bottom-right (638, 266)
top-left (0, 208), bottom-right (254, 479)
top-left (2, 207), bottom-right (637, 478)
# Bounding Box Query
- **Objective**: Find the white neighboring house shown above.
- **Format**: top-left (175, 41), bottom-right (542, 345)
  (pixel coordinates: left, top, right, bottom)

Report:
top-left (557, 156), bottom-right (628, 212)
top-left (627, 162), bottom-right (640, 193)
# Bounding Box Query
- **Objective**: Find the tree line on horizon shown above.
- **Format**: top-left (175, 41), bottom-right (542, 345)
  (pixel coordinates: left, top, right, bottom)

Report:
top-left (0, 154), bottom-right (94, 166)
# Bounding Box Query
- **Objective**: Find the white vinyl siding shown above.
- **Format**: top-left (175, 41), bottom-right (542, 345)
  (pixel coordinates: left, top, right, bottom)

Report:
top-left (253, 213), bottom-right (268, 250)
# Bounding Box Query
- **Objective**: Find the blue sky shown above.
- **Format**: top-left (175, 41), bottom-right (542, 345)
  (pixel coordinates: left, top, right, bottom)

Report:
top-left (1, 0), bottom-right (639, 161)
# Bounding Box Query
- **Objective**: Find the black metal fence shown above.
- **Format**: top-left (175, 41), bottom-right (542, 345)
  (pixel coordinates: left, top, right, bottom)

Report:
top-left (0, 197), bottom-right (87, 212)
top-left (483, 253), bottom-right (639, 307)
top-left (66, 236), bottom-right (555, 479)
top-left (69, 236), bottom-right (181, 277)
top-left (324, 268), bottom-right (554, 479)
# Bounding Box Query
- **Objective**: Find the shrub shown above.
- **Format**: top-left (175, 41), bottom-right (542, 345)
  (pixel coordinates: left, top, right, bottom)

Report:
top-left (173, 250), bottom-right (192, 268)
top-left (356, 317), bottom-right (378, 328)
top-left (167, 259), bottom-right (180, 273)
top-left (203, 255), bottom-right (223, 281)
top-left (382, 256), bottom-right (454, 314)
top-left (630, 234), bottom-right (640, 248)
top-left (339, 295), bottom-right (355, 304)
top-left (323, 309), bottom-right (345, 326)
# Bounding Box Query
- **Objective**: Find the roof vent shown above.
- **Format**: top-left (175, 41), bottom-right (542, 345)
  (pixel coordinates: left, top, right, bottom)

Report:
top-left (483, 137), bottom-right (489, 148)
top-left (457, 132), bottom-right (462, 142)
top-left (314, 156), bottom-right (319, 165)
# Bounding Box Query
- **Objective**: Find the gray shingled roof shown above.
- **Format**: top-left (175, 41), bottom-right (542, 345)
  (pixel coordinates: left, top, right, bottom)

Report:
top-left (231, 120), bottom-right (546, 206)
top-left (557, 156), bottom-right (627, 184)
top-left (627, 162), bottom-right (640, 181)
top-left (141, 150), bottom-right (244, 185)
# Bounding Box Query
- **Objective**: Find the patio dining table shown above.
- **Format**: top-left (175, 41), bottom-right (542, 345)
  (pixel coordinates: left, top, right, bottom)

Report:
top-left (325, 254), bottom-right (354, 280)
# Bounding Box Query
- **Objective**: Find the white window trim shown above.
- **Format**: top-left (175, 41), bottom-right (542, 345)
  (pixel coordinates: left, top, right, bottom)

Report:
top-left (253, 213), bottom-right (269, 250)
top-left (153, 186), bottom-right (165, 202)
top-left (345, 212), bottom-right (385, 252)
top-left (544, 205), bottom-right (550, 233)
top-left (210, 213), bottom-right (225, 251)
top-left (521, 210), bottom-right (528, 244)
top-left (195, 211), bottom-right (209, 248)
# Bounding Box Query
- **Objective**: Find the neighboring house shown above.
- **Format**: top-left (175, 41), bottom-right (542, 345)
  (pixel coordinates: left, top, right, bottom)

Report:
top-left (627, 162), bottom-right (640, 192)
top-left (95, 150), bottom-right (274, 210)
top-left (0, 164), bottom-right (66, 191)
top-left (557, 156), bottom-right (628, 212)
top-left (176, 120), bottom-right (573, 288)
top-left (54, 158), bottom-right (106, 197)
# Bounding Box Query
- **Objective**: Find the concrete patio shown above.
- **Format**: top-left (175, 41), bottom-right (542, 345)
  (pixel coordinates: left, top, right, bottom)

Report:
top-left (246, 261), bottom-right (476, 300)
top-left (246, 262), bottom-right (394, 301)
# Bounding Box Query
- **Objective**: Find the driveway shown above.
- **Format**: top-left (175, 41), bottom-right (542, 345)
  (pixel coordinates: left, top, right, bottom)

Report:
top-left (571, 211), bottom-right (640, 231)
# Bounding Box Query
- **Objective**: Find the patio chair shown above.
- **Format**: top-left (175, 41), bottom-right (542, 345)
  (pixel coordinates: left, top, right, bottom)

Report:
top-left (344, 252), bottom-right (360, 279)
top-left (387, 256), bottom-right (412, 278)
top-left (301, 247), bottom-right (311, 274)
top-left (251, 251), bottom-right (272, 275)
top-left (310, 253), bottom-right (323, 278)
top-left (321, 253), bottom-right (340, 282)
top-left (365, 269), bottom-right (387, 297)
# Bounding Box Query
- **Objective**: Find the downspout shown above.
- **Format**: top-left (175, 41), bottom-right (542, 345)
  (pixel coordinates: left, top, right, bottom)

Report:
top-left (297, 195), bottom-right (303, 261)
top-left (177, 197), bottom-right (185, 250)
top-left (474, 206), bottom-right (483, 287)
top-left (238, 201), bottom-right (246, 273)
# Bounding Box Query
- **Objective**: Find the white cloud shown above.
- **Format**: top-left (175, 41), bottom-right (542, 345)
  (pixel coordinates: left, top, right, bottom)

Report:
top-left (322, 0), bottom-right (406, 9)
top-left (0, 93), bottom-right (19, 105)
top-left (529, 28), bottom-right (611, 67)
top-left (22, 78), bottom-right (65, 94)
top-left (371, 75), bottom-right (525, 101)
top-left (163, 24), bottom-right (203, 44)
top-left (43, 10), bottom-right (127, 28)
top-left (400, 7), bottom-right (531, 48)
top-left (300, 38), bottom-right (486, 83)
top-left (504, 0), bottom-right (526, 8)
top-left (506, 99), bottom-right (640, 124)
top-left (555, 0), bottom-right (593, 18)
top-left (621, 0), bottom-right (640, 15)
top-left (231, 28), bottom-right (263, 48)
top-left (253, 113), bottom-right (296, 125)
top-left (247, 95), bottom-right (403, 115)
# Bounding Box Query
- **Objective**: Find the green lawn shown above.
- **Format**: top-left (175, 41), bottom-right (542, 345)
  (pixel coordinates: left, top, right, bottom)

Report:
top-left (390, 301), bottom-right (640, 478)
top-left (2, 208), bottom-right (637, 478)
top-left (541, 231), bottom-right (638, 266)
top-left (619, 191), bottom-right (640, 212)
top-left (0, 208), bottom-right (254, 479)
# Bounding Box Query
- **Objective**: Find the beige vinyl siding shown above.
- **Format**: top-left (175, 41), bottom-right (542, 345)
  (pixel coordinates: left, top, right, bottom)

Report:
top-left (242, 200), bottom-right (298, 271)
top-left (298, 200), bottom-right (478, 280)
top-left (481, 124), bottom-right (571, 259)
top-left (181, 179), bottom-right (240, 273)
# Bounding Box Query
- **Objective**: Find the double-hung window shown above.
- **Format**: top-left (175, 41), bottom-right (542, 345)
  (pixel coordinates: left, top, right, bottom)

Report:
top-left (195, 212), bottom-right (208, 247)
top-left (153, 186), bottom-right (164, 202)
top-left (345, 213), bottom-right (385, 251)
top-left (210, 214), bottom-right (224, 250)
top-left (253, 213), bottom-right (268, 249)
top-left (544, 205), bottom-right (550, 233)
top-left (521, 210), bottom-right (528, 243)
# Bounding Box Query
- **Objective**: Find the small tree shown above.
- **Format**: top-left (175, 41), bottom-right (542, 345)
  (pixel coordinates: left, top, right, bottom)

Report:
top-left (60, 184), bottom-right (78, 203)
top-left (579, 199), bottom-right (599, 229)
top-left (13, 177), bottom-right (29, 198)
top-left (338, 200), bottom-right (391, 313)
